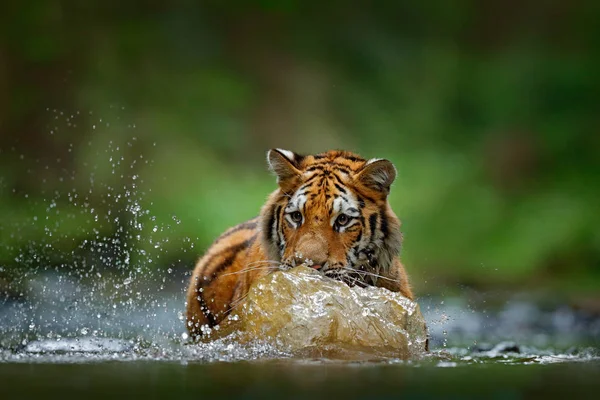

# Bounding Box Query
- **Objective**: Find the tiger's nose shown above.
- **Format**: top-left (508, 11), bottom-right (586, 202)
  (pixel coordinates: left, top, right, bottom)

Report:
top-left (295, 234), bottom-right (328, 270)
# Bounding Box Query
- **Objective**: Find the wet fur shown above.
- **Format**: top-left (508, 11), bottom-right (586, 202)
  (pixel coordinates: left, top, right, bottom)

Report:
top-left (186, 150), bottom-right (414, 338)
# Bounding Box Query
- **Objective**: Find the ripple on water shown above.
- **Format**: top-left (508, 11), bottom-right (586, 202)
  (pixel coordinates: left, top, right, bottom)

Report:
top-left (24, 337), bottom-right (134, 354)
top-left (1, 336), bottom-right (292, 364)
top-left (1, 336), bottom-right (598, 367)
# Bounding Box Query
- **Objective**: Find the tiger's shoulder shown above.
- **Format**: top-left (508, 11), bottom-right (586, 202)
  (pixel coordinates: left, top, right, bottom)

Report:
top-left (191, 216), bottom-right (262, 281)
top-left (185, 217), bottom-right (267, 335)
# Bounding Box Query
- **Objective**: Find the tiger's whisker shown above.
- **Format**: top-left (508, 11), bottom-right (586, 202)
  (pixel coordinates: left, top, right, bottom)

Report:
top-left (225, 294), bottom-right (249, 314)
top-left (219, 266), bottom-right (277, 277)
top-left (244, 259), bottom-right (282, 267)
top-left (339, 266), bottom-right (399, 283)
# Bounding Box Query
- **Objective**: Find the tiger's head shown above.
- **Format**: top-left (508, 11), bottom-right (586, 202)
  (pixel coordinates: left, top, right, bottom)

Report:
top-left (260, 148), bottom-right (402, 287)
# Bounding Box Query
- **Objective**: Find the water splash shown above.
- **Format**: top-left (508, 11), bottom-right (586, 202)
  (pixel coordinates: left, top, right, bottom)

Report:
top-left (0, 108), bottom-right (192, 351)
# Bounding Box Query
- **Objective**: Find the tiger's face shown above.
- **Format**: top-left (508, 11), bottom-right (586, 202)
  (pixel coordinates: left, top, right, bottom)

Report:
top-left (260, 149), bottom-right (402, 287)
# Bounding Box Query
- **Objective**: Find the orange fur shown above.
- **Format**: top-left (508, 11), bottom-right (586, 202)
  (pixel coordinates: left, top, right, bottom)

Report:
top-left (186, 150), bottom-right (414, 338)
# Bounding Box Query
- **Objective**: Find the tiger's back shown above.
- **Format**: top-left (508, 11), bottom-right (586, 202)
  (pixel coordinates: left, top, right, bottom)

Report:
top-left (186, 149), bottom-right (414, 338)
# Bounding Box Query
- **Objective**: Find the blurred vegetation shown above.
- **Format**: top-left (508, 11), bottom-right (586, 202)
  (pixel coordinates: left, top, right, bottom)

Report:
top-left (0, 0), bottom-right (599, 297)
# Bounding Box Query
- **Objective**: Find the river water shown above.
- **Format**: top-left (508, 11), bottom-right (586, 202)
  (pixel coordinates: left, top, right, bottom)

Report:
top-left (1, 266), bottom-right (599, 398)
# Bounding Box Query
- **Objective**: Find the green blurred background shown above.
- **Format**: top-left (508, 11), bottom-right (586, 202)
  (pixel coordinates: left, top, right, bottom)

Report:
top-left (0, 0), bottom-right (599, 299)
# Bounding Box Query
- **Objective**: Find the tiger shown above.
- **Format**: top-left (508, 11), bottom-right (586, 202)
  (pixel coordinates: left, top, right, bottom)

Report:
top-left (186, 149), bottom-right (414, 338)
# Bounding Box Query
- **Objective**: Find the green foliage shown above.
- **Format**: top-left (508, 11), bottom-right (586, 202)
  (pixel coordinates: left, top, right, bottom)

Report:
top-left (1, 1), bottom-right (599, 295)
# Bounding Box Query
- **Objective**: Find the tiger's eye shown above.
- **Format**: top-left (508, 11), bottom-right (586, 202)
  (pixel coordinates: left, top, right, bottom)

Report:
top-left (336, 214), bottom-right (350, 226)
top-left (291, 211), bottom-right (303, 223)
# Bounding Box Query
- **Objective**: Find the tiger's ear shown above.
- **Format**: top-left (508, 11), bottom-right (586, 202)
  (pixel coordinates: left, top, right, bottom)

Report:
top-left (355, 158), bottom-right (397, 195)
top-left (267, 148), bottom-right (302, 190)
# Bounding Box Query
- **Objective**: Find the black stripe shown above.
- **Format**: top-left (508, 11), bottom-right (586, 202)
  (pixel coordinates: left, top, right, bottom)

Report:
top-left (333, 183), bottom-right (347, 194)
top-left (368, 213), bottom-right (378, 243)
top-left (298, 184), bottom-right (310, 192)
top-left (358, 215), bottom-right (365, 226)
top-left (266, 206), bottom-right (276, 245)
top-left (204, 239), bottom-right (254, 284)
top-left (310, 158), bottom-right (352, 170)
top-left (294, 189), bottom-right (308, 198)
top-left (331, 173), bottom-right (346, 187)
top-left (333, 165), bottom-right (351, 173)
top-left (197, 291), bottom-right (217, 327)
top-left (226, 278), bottom-right (245, 320)
top-left (273, 205), bottom-right (282, 247)
top-left (214, 219), bottom-right (258, 243)
top-left (357, 196), bottom-right (365, 209)
top-left (305, 165), bottom-right (325, 172)
top-left (359, 192), bottom-right (377, 204)
top-left (247, 233), bottom-right (258, 247)
top-left (200, 239), bottom-right (246, 277)
top-left (379, 208), bottom-right (389, 237)
top-left (303, 173), bottom-right (322, 185)
top-left (355, 230), bottom-right (362, 243)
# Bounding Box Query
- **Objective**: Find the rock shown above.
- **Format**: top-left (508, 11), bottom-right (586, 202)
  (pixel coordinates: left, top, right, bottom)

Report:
top-left (490, 341), bottom-right (521, 354)
top-left (216, 266), bottom-right (428, 359)
top-left (472, 343), bottom-right (495, 353)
